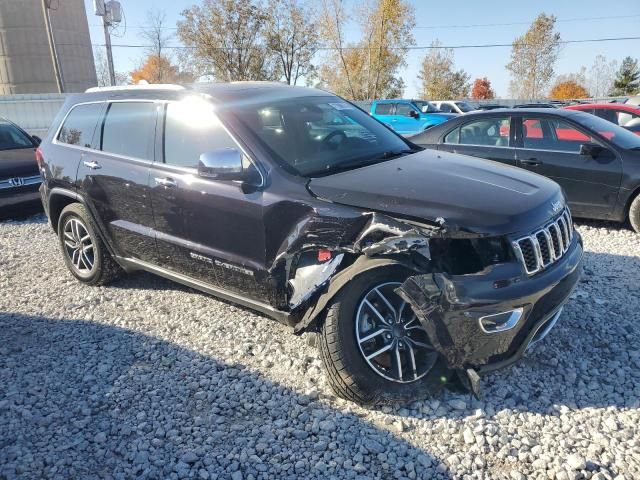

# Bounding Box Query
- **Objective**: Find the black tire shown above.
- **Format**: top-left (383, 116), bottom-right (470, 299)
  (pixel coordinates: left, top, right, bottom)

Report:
top-left (629, 194), bottom-right (640, 233)
top-left (57, 203), bottom-right (122, 286)
top-left (317, 266), bottom-right (447, 406)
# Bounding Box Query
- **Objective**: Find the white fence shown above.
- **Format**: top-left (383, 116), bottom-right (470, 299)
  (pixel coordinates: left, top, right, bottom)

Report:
top-left (0, 93), bottom-right (68, 137)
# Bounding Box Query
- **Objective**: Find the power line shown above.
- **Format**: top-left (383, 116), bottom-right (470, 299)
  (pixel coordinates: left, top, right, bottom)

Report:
top-left (82, 35), bottom-right (640, 51)
top-left (87, 13), bottom-right (640, 31)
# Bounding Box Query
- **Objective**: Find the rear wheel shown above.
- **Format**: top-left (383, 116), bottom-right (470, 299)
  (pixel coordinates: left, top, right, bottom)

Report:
top-left (317, 266), bottom-right (446, 405)
top-left (629, 194), bottom-right (640, 233)
top-left (57, 203), bottom-right (121, 285)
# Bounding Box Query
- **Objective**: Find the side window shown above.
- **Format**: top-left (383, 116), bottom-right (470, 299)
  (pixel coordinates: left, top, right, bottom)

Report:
top-left (459, 117), bottom-right (510, 146)
top-left (164, 101), bottom-right (238, 168)
top-left (523, 117), bottom-right (591, 152)
top-left (443, 128), bottom-right (459, 144)
top-left (439, 103), bottom-right (453, 113)
top-left (617, 110), bottom-right (640, 127)
top-left (374, 103), bottom-right (393, 115)
top-left (395, 103), bottom-right (413, 116)
top-left (594, 109), bottom-right (618, 125)
top-left (57, 103), bottom-right (103, 148)
top-left (101, 102), bottom-right (156, 160)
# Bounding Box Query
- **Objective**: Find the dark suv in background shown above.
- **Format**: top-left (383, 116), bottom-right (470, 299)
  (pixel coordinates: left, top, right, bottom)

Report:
top-left (38, 83), bottom-right (582, 405)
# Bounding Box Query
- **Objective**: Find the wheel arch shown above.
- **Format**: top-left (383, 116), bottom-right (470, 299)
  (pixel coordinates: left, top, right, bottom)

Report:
top-left (48, 188), bottom-right (83, 234)
top-left (294, 256), bottom-right (418, 334)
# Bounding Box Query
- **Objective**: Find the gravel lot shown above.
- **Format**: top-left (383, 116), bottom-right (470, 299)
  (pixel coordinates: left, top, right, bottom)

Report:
top-left (1, 214), bottom-right (639, 480)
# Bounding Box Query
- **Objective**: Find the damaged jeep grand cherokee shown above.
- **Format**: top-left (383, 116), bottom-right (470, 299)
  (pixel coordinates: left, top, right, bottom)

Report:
top-left (38, 83), bottom-right (582, 405)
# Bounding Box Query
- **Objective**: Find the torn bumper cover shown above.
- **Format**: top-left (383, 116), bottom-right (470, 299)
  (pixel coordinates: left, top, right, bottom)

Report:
top-left (396, 232), bottom-right (583, 372)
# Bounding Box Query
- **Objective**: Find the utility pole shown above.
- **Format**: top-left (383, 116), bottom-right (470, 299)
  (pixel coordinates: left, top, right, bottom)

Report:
top-left (41, 0), bottom-right (64, 93)
top-left (102, 15), bottom-right (116, 86)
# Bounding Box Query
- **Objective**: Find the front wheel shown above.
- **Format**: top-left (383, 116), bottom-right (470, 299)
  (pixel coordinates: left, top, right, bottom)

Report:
top-left (317, 266), bottom-right (446, 405)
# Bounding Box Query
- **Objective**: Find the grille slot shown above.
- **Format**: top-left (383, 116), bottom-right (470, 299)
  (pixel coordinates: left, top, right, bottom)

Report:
top-left (513, 208), bottom-right (574, 275)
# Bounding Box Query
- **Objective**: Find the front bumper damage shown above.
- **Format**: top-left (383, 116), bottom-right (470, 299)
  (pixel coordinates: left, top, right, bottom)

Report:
top-left (282, 208), bottom-right (582, 396)
top-left (396, 234), bottom-right (583, 393)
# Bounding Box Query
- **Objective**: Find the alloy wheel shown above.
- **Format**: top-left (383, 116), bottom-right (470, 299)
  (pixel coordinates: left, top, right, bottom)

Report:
top-left (62, 217), bottom-right (95, 274)
top-left (355, 282), bottom-right (438, 383)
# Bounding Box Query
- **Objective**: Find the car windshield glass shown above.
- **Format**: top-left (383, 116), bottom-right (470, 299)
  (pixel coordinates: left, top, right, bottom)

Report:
top-left (230, 96), bottom-right (413, 176)
top-left (572, 112), bottom-right (640, 149)
top-left (0, 120), bottom-right (33, 150)
top-left (414, 101), bottom-right (439, 113)
top-left (455, 102), bottom-right (474, 112)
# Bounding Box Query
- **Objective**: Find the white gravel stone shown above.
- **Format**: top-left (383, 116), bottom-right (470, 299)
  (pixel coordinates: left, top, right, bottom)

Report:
top-left (1, 214), bottom-right (639, 479)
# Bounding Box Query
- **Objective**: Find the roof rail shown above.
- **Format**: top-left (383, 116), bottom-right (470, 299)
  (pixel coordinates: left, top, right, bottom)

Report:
top-left (85, 84), bottom-right (186, 93)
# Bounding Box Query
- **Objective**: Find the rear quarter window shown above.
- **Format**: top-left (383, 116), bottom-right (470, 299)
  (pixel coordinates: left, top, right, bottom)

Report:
top-left (57, 103), bottom-right (104, 148)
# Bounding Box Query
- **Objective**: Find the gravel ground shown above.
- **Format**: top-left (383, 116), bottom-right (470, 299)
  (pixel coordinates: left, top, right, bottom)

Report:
top-left (1, 214), bottom-right (639, 480)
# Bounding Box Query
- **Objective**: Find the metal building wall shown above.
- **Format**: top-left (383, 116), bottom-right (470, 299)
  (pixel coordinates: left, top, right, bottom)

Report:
top-left (0, 93), bottom-right (67, 136)
top-left (0, 0), bottom-right (97, 94)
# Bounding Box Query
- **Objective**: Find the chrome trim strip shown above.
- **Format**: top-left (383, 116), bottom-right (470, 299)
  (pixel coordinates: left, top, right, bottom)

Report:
top-left (528, 307), bottom-right (563, 349)
top-left (0, 175), bottom-right (41, 190)
top-left (479, 308), bottom-right (524, 334)
top-left (114, 256), bottom-right (289, 323)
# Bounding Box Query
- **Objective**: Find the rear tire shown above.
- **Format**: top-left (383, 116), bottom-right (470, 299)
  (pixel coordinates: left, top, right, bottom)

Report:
top-left (629, 194), bottom-right (640, 233)
top-left (57, 203), bottom-right (122, 286)
top-left (317, 266), bottom-right (446, 406)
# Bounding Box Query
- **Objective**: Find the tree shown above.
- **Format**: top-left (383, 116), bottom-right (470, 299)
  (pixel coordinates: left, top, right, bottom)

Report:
top-left (140, 9), bottom-right (175, 83)
top-left (471, 77), bottom-right (495, 100)
top-left (418, 41), bottom-right (470, 99)
top-left (610, 56), bottom-right (640, 96)
top-left (549, 80), bottom-right (589, 100)
top-left (130, 55), bottom-right (195, 84)
top-left (178, 0), bottom-right (278, 82)
top-left (318, 0), bottom-right (415, 100)
top-left (265, 0), bottom-right (319, 85)
top-left (506, 14), bottom-right (561, 99)
top-left (588, 55), bottom-right (617, 98)
top-left (93, 48), bottom-right (128, 86)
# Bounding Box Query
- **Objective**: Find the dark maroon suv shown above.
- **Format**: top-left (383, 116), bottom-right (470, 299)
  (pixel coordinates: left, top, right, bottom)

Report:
top-left (38, 83), bottom-right (582, 405)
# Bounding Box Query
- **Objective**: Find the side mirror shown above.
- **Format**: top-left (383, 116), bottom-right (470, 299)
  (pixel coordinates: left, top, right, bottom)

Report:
top-left (31, 135), bottom-right (42, 145)
top-left (579, 143), bottom-right (603, 157)
top-left (198, 148), bottom-right (244, 180)
top-left (409, 110), bottom-right (420, 119)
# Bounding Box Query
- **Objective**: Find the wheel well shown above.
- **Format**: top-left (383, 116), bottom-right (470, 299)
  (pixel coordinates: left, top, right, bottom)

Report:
top-left (624, 185), bottom-right (640, 220)
top-left (48, 194), bottom-right (78, 233)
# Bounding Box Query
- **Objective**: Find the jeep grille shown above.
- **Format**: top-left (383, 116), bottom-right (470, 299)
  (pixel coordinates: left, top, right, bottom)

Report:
top-left (513, 208), bottom-right (574, 275)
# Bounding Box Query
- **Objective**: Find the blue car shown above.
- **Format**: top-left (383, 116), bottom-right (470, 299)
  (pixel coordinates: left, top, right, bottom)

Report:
top-left (370, 99), bottom-right (458, 136)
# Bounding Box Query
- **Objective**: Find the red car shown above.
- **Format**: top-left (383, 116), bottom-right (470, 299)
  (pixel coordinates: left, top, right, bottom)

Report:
top-left (565, 103), bottom-right (640, 135)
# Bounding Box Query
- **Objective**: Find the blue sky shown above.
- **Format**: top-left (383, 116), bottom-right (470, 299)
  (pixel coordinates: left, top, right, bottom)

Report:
top-left (83, 0), bottom-right (640, 97)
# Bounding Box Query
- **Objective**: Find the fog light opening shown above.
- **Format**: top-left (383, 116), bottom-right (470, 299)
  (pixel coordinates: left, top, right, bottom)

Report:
top-left (479, 308), bottom-right (524, 334)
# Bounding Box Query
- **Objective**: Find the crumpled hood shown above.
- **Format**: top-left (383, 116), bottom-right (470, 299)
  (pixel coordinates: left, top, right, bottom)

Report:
top-left (307, 149), bottom-right (564, 236)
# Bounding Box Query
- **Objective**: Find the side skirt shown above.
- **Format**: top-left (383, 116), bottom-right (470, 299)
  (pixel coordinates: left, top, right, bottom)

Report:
top-left (115, 256), bottom-right (292, 326)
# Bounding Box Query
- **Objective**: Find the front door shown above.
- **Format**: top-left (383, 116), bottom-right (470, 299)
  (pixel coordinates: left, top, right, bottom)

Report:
top-left (515, 116), bottom-right (622, 219)
top-left (437, 115), bottom-right (517, 166)
top-left (77, 101), bottom-right (158, 261)
top-left (149, 100), bottom-right (269, 302)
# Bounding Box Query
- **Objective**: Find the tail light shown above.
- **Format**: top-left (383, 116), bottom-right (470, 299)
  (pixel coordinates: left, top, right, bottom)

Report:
top-left (35, 147), bottom-right (45, 173)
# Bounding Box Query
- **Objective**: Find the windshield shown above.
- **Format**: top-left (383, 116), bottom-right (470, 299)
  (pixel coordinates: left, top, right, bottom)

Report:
top-left (230, 96), bottom-right (413, 176)
top-left (572, 112), bottom-right (640, 149)
top-left (414, 101), bottom-right (440, 113)
top-left (0, 120), bottom-right (33, 151)
top-left (455, 102), bottom-right (475, 113)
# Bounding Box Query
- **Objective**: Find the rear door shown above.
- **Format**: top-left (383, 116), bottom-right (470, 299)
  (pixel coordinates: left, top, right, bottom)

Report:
top-left (514, 115), bottom-right (622, 218)
top-left (149, 100), bottom-right (269, 302)
top-left (77, 101), bottom-right (158, 261)
top-left (436, 115), bottom-right (517, 166)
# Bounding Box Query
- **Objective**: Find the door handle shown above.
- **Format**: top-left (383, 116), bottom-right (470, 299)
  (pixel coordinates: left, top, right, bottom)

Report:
top-left (520, 158), bottom-right (541, 166)
top-left (83, 160), bottom-right (101, 170)
top-left (155, 177), bottom-right (177, 187)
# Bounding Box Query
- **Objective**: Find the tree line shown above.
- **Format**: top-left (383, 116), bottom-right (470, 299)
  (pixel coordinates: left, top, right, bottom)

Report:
top-left (95, 1), bottom-right (640, 101)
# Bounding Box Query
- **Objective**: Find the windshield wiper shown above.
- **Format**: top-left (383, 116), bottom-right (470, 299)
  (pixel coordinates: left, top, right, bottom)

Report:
top-left (310, 149), bottom-right (417, 177)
